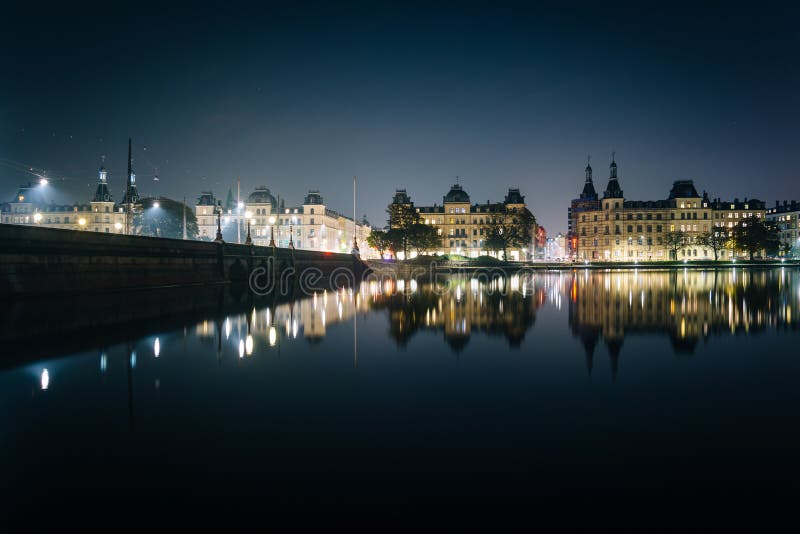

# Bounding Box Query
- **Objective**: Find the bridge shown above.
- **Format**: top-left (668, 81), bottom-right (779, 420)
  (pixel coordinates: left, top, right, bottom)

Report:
top-left (0, 224), bottom-right (368, 298)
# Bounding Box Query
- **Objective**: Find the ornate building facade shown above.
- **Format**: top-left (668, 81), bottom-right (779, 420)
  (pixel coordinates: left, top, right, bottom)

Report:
top-left (389, 184), bottom-right (536, 260)
top-left (573, 157), bottom-right (766, 261)
top-left (567, 158), bottom-right (600, 258)
top-left (196, 187), bottom-right (372, 254)
top-left (1, 164), bottom-right (129, 234)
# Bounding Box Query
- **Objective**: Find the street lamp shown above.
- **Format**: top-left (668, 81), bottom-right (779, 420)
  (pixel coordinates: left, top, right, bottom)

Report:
top-left (33, 212), bottom-right (42, 223)
top-left (39, 178), bottom-right (48, 186)
top-left (214, 201), bottom-right (224, 243)
top-left (268, 215), bottom-right (276, 247)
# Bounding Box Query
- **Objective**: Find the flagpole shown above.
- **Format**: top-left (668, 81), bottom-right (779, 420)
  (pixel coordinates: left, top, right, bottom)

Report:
top-left (352, 175), bottom-right (359, 252)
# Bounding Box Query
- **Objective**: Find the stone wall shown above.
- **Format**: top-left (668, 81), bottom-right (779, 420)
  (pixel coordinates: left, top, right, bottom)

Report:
top-left (0, 225), bottom-right (367, 298)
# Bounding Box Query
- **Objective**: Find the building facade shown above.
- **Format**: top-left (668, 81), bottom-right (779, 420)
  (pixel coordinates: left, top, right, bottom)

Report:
top-left (573, 157), bottom-right (768, 261)
top-left (197, 186), bottom-right (372, 254)
top-left (567, 158), bottom-right (601, 259)
top-left (1, 164), bottom-right (129, 234)
top-left (766, 200), bottom-right (799, 257)
top-left (389, 184), bottom-right (536, 260)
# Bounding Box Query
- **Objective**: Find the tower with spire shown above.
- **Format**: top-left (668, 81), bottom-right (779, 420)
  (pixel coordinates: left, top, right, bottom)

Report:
top-left (89, 156), bottom-right (126, 233)
top-left (603, 152), bottom-right (623, 199)
top-left (567, 155), bottom-right (601, 258)
top-left (580, 155), bottom-right (597, 200)
top-left (121, 138), bottom-right (141, 234)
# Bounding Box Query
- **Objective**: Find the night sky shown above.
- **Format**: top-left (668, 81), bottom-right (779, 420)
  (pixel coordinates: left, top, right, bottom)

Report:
top-left (2, 1), bottom-right (798, 233)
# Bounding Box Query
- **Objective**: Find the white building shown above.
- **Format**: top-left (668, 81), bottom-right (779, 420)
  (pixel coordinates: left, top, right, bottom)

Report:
top-left (1, 164), bottom-right (129, 233)
top-left (196, 186), bottom-right (373, 255)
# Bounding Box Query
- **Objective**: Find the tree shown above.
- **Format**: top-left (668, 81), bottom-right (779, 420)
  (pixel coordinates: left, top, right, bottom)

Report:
top-left (408, 223), bottom-right (440, 256)
top-left (386, 228), bottom-right (405, 260)
top-left (366, 229), bottom-right (392, 258)
top-left (732, 216), bottom-right (781, 259)
top-left (387, 203), bottom-right (421, 259)
top-left (696, 231), bottom-right (727, 261)
top-left (664, 231), bottom-right (688, 261)
top-left (137, 197), bottom-right (199, 239)
top-left (482, 206), bottom-right (536, 261)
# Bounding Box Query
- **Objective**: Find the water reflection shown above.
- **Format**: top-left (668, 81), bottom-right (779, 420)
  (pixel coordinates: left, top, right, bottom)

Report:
top-left (186, 268), bottom-right (800, 369)
top-left (3, 269), bottom-right (800, 378)
top-left (569, 268), bottom-right (799, 376)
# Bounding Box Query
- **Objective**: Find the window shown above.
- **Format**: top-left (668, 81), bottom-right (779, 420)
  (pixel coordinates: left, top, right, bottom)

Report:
top-left (627, 225), bottom-right (633, 232)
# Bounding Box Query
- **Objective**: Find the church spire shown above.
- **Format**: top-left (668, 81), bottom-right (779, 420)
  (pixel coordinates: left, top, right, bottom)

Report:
top-left (98, 155), bottom-right (107, 183)
top-left (585, 154), bottom-right (592, 182)
top-left (603, 152), bottom-right (623, 199)
top-left (93, 155), bottom-right (113, 202)
top-left (580, 155), bottom-right (597, 200)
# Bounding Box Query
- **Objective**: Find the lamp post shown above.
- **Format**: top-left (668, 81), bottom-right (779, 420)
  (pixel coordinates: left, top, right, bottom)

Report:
top-left (289, 225), bottom-right (294, 250)
top-left (214, 201), bottom-right (224, 243)
top-left (268, 215), bottom-right (276, 247)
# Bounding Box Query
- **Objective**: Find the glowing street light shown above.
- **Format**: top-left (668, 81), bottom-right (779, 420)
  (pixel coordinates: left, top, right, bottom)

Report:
top-left (39, 178), bottom-right (48, 186)
top-left (114, 222), bottom-right (122, 231)
top-left (78, 217), bottom-right (87, 227)
top-left (41, 369), bottom-right (50, 390)
top-left (153, 201), bottom-right (160, 209)
top-left (33, 212), bottom-right (42, 223)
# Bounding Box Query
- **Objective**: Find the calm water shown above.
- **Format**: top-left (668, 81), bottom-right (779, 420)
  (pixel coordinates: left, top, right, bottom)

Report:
top-left (2, 268), bottom-right (800, 528)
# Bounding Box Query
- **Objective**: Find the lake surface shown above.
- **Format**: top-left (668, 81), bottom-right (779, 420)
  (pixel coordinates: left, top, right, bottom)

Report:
top-left (2, 268), bottom-right (799, 528)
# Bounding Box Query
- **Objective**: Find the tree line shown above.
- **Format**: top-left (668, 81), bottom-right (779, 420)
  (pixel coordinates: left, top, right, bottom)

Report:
top-left (664, 216), bottom-right (785, 260)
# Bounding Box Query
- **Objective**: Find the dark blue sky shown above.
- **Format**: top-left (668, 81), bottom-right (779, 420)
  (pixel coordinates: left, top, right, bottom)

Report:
top-left (2, 1), bottom-right (798, 232)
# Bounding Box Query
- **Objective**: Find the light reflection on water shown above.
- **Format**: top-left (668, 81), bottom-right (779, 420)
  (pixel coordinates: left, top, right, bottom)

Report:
top-left (2, 268), bottom-right (800, 525)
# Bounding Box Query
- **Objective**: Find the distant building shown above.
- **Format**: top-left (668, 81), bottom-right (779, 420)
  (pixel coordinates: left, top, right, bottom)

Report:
top-left (766, 200), bottom-right (800, 257)
top-left (546, 232), bottom-right (567, 259)
top-left (197, 186), bottom-right (372, 254)
top-left (195, 191), bottom-right (219, 240)
top-left (572, 156), bottom-right (766, 261)
top-left (389, 184), bottom-right (536, 260)
top-left (1, 163), bottom-right (127, 233)
top-left (567, 157), bottom-right (600, 259)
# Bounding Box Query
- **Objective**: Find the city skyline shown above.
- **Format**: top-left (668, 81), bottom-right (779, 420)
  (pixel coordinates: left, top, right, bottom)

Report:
top-left (3, 2), bottom-right (799, 233)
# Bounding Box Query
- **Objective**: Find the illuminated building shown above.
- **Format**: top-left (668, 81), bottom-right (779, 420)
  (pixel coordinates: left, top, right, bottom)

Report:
top-left (567, 157), bottom-right (600, 259)
top-left (765, 200), bottom-right (799, 257)
top-left (389, 184), bottom-right (536, 260)
top-left (196, 187), bottom-right (372, 254)
top-left (1, 162), bottom-right (127, 233)
top-left (573, 155), bottom-right (766, 261)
